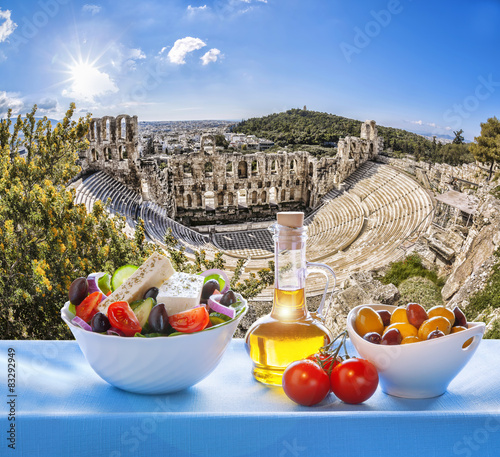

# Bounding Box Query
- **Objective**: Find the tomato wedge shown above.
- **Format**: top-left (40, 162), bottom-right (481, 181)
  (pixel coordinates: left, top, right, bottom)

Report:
top-left (169, 307), bottom-right (210, 333)
top-left (108, 301), bottom-right (142, 337)
top-left (76, 291), bottom-right (103, 323)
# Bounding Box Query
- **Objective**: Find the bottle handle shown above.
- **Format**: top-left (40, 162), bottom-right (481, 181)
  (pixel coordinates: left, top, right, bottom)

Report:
top-left (305, 262), bottom-right (336, 316)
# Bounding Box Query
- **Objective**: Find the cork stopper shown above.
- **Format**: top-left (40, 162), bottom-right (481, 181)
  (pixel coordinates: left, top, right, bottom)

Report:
top-left (277, 212), bottom-right (304, 228)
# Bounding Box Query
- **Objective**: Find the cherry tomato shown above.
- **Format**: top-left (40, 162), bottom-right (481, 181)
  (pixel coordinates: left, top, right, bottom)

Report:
top-left (282, 360), bottom-right (331, 406)
top-left (169, 306), bottom-right (210, 333)
top-left (307, 353), bottom-right (342, 375)
top-left (108, 301), bottom-right (142, 337)
top-left (330, 358), bottom-right (378, 404)
top-left (76, 291), bottom-right (103, 323)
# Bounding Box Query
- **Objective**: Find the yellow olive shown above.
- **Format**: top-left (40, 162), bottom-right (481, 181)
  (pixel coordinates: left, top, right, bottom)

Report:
top-left (390, 306), bottom-right (410, 325)
top-left (418, 316), bottom-right (452, 340)
top-left (401, 336), bottom-right (422, 345)
top-left (355, 306), bottom-right (384, 337)
top-left (451, 326), bottom-right (467, 333)
top-left (384, 322), bottom-right (418, 339)
top-left (451, 326), bottom-right (473, 348)
top-left (427, 306), bottom-right (455, 326)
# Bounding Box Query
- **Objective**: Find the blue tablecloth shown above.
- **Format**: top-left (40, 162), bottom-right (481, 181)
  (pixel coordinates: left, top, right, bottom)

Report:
top-left (1, 339), bottom-right (500, 457)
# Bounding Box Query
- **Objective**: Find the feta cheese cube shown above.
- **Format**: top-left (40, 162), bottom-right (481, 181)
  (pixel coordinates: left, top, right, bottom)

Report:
top-left (157, 272), bottom-right (205, 316)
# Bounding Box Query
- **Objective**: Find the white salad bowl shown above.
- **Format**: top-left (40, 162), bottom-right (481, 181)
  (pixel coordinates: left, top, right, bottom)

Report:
top-left (61, 298), bottom-right (247, 394)
top-left (347, 304), bottom-right (485, 399)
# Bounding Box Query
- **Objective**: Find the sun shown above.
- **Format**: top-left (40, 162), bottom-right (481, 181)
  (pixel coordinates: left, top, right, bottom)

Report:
top-left (70, 61), bottom-right (100, 94)
top-left (61, 56), bottom-right (118, 102)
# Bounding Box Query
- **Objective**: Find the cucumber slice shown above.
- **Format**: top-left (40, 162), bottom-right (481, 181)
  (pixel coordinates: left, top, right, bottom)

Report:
top-left (98, 273), bottom-right (112, 295)
top-left (209, 312), bottom-right (232, 326)
top-left (111, 264), bottom-right (138, 291)
top-left (68, 303), bottom-right (76, 317)
top-left (132, 297), bottom-right (155, 328)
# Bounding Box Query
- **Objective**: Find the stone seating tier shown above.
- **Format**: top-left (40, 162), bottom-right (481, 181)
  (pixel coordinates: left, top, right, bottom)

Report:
top-left (73, 161), bottom-right (434, 299)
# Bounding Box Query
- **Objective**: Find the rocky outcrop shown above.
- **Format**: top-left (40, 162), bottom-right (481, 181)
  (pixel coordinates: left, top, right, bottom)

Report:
top-left (323, 271), bottom-right (399, 336)
top-left (441, 193), bottom-right (500, 301)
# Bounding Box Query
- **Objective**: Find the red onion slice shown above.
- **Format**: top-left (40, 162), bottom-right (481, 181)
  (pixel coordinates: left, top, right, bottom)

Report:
top-left (199, 269), bottom-right (230, 294)
top-left (107, 327), bottom-right (125, 337)
top-left (72, 316), bottom-right (92, 332)
top-left (208, 296), bottom-right (236, 319)
top-left (87, 272), bottom-right (107, 303)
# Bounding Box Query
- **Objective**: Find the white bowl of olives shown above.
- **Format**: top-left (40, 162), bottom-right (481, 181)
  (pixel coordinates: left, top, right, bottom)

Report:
top-left (347, 304), bottom-right (485, 398)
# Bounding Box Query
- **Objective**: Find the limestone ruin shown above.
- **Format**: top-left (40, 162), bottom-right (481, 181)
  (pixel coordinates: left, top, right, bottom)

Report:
top-left (79, 116), bottom-right (382, 226)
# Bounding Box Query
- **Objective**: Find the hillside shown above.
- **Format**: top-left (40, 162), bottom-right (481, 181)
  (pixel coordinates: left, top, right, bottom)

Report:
top-left (233, 109), bottom-right (434, 157)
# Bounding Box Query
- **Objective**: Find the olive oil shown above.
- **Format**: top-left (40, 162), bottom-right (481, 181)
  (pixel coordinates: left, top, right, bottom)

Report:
top-left (245, 212), bottom-right (334, 386)
top-left (246, 288), bottom-right (332, 385)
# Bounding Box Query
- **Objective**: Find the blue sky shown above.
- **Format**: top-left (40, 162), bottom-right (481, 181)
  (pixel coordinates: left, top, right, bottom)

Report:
top-left (0, 0), bottom-right (499, 139)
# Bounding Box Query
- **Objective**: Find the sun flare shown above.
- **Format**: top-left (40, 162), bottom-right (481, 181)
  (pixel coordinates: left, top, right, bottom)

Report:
top-left (62, 57), bottom-right (118, 101)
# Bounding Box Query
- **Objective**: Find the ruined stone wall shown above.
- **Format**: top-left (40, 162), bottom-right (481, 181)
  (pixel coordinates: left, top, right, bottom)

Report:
top-left (382, 156), bottom-right (486, 193)
top-left (80, 115), bottom-right (141, 190)
top-left (80, 118), bottom-right (381, 226)
top-left (165, 150), bottom-right (319, 225)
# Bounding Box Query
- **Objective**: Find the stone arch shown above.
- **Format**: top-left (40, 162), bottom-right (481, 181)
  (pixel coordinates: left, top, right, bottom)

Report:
top-left (101, 117), bottom-right (112, 141)
top-left (183, 163), bottom-right (192, 176)
top-left (196, 193), bottom-right (202, 207)
top-left (261, 190), bottom-right (267, 203)
top-left (105, 147), bottom-right (112, 161)
top-left (281, 189), bottom-right (286, 201)
top-left (309, 162), bottom-right (314, 176)
top-left (119, 145), bottom-right (128, 160)
top-left (91, 148), bottom-right (97, 162)
top-left (120, 118), bottom-right (126, 139)
top-left (226, 161), bottom-right (233, 176)
top-left (217, 192), bottom-right (224, 206)
top-left (238, 189), bottom-right (247, 207)
top-left (251, 160), bottom-right (258, 176)
top-left (238, 161), bottom-right (248, 178)
top-left (369, 143), bottom-right (374, 154)
top-left (290, 189), bottom-right (295, 201)
top-left (201, 134), bottom-right (216, 154)
top-left (228, 193), bottom-right (234, 205)
top-left (271, 159), bottom-right (277, 174)
top-left (290, 159), bottom-right (296, 174)
top-left (187, 194), bottom-right (192, 207)
top-left (251, 190), bottom-right (258, 204)
top-left (269, 187), bottom-right (277, 205)
top-left (204, 191), bottom-right (215, 210)
top-left (205, 161), bottom-right (213, 177)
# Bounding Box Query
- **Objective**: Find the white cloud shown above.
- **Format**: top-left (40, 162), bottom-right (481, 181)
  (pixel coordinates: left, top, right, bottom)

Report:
top-left (128, 48), bottom-right (146, 60)
top-left (37, 98), bottom-right (58, 113)
top-left (201, 48), bottom-right (221, 65)
top-left (0, 91), bottom-right (23, 117)
top-left (109, 46), bottom-right (147, 72)
top-left (62, 64), bottom-right (118, 102)
top-left (411, 120), bottom-right (423, 126)
top-left (167, 37), bottom-right (206, 64)
top-left (82, 4), bottom-right (102, 15)
top-left (187, 5), bottom-right (208, 13)
top-left (0, 9), bottom-right (17, 43)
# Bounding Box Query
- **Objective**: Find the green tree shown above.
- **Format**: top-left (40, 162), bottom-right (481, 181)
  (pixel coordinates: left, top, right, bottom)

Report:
top-left (0, 105), bottom-right (158, 340)
top-left (470, 117), bottom-right (500, 180)
top-left (215, 134), bottom-right (229, 149)
top-left (453, 129), bottom-right (465, 144)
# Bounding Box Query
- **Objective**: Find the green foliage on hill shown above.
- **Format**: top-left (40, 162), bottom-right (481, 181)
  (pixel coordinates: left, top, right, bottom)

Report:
top-left (381, 254), bottom-right (444, 288)
top-left (233, 108), bottom-right (435, 158)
